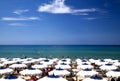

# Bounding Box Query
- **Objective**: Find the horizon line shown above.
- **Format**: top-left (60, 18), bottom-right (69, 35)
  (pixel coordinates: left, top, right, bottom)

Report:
top-left (0, 44), bottom-right (120, 46)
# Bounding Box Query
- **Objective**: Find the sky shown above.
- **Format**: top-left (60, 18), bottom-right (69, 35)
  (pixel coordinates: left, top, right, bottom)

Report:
top-left (0, 0), bottom-right (120, 45)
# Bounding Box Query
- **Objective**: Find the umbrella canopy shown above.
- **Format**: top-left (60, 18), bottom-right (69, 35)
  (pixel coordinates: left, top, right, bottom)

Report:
top-left (82, 75), bottom-right (107, 81)
top-left (3, 61), bottom-right (17, 65)
top-left (0, 64), bottom-right (4, 67)
top-left (113, 62), bottom-right (120, 66)
top-left (76, 59), bottom-right (89, 65)
top-left (22, 60), bottom-right (36, 65)
top-left (49, 68), bottom-right (70, 76)
top-left (0, 68), bottom-right (13, 75)
top-left (37, 75), bottom-right (68, 81)
top-left (77, 69), bottom-right (98, 77)
top-left (76, 59), bottom-right (87, 62)
top-left (32, 64), bottom-right (48, 69)
top-left (57, 61), bottom-right (71, 65)
top-left (0, 75), bottom-right (25, 81)
top-left (99, 64), bottom-right (117, 71)
top-left (106, 69), bottom-right (120, 78)
top-left (77, 63), bottom-right (93, 69)
top-left (55, 63), bottom-right (71, 69)
top-left (58, 59), bottom-right (71, 65)
top-left (9, 64), bottom-right (27, 69)
top-left (89, 59), bottom-right (100, 64)
top-left (40, 59), bottom-right (54, 65)
top-left (20, 68), bottom-right (42, 76)
top-left (32, 63), bottom-right (48, 69)
top-left (104, 59), bottom-right (118, 63)
top-left (95, 60), bottom-right (108, 66)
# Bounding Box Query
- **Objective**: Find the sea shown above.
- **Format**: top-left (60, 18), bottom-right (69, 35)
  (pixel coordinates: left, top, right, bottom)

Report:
top-left (0, 45), bottom-right (120, 60)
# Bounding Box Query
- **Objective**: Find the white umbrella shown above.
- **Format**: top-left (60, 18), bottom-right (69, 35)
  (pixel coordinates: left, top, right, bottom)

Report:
top-left (22, 60), bottom-right (36, 65)
top-left (104, 59), bottom-right (116, 63)
top-left (99, 64), bottom-right (117, 71)
top-left (0, 68), bottom-right (13, 75)
top-left (77, 69), bottom-right (98, 77)
top-left (113, 62), bottom-right (120, 66)
top-left (61, 58), bottom-right (71, 62)
top-left (3, 61), bottom-right (17, 65)
top-left (82, 75), bottom-right (107, 81)
top-left (37, 75), bottom-right (68, 81)
top-left (20, 68), bottom-right (42, 76)
top-left (0, 75), bottom-right (25, 81)
top-left (9, 63), bottom-right (27, 69)
top-left (55, 63), bottom-right (71, 69)
top-left (32, 63), bottom-right (48, 69)
top-left (0, 64), bottom-right (4, 67)
top-left (58, 59), bottom-right (71, 65)
top-left (77, 63), bottom-right (93, 69)
top-left (89, 59), bottom-right (100, 64)
top-left (57, 61), bottom-right (71, 65)
top-left (0, 58), bottom-right (7, 62)
top-left (75, 58), bottom-right (87, 62)
top-left (40, 59), bottom-right (54, 65)
top-left (49, 68), bottom-right (70, 76)
top-left (95, 60), bottom-right (108, 66)
top-left (76, 59), bottom-right (89, 65)
top-left (106, 69), bottom-right (120, 78)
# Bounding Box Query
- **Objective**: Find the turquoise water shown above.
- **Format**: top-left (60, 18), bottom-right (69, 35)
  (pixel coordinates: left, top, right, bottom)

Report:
top-left (0, 45), bottom-right (120, 59)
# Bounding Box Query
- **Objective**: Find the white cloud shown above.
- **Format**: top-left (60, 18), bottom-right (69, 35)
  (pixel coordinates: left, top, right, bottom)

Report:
top-left (2, 17), bottom-right (39, 21)
top-left (84, 17), bottom-right (97, 20)
top-left (13, 9), bottom-right (29, 15)
top-left (73, 8), bottom-right (97, 13)
top-left (38, 0), bottom-right (71, 14)
top-left (9, 23), bottom-right (27, 26)
top-left (38, 0), bottom-right (98, 14)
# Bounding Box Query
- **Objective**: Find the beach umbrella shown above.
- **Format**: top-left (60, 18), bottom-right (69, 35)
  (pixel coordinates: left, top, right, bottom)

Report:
top-left (0, 64), bottom-right (4, 67)
top-left (0, 58), bottom-right (7, 62)
top-left (89, 59), bottom-right (100, 64)
top-left (20, 68), bottom-right (42, 76)
top-left (104, 59), bottom-right (118, 63)
top-left (77, 63), bottom-right (93, 69)
top-left (37, 75), bottom-right (68, 81)
top-left (82, 75), bottom-right (107, 81)
top-left (55, 63), bottom-right (71, 69)
top-left (0, 68), bottom-right (14, 75)
top-left (0, 75), bottom-right (25, 81)
top-left (77, 69), bottom-right (98, 77)
top-left (61, 58), bottom-right (71, 62)
top-left (77, 62), bottom-right (91, 65)
top-left (76, 59), bottom-right (88, 63)
top-left (75, 59), bottom-right (90, 65)
top-left (3, 61), bottom-right (17, 65)
top-left (9, 63), bottom-right (27, 69)
top-left (106, 69), bottom-right (120, 78)
top-left (58, 59), bottom-right (71, 65)
top-left (49, 68), bottom-right (70, 76)
top-left (32, 63), bottom-right (48, 69)
top-left (40, 59), bottom-right (54, 65)
top-left (99, 64), bottom-right (117, 71)
top-left (95, 60), bottom-right (108, 66)
top-left (113, 62), bottom-right (120, 66)
top-left (22, 60), bottom-right (36, 65)
top-left (57, 61), bottom-right (71, 65)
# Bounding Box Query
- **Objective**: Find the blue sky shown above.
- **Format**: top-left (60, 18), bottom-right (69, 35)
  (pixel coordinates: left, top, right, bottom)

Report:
top-left (0, 0), bottom-right (120, 45)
